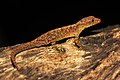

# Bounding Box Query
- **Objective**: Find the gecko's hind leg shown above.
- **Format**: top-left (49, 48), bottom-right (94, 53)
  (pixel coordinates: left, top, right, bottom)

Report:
top-left (51, 42), bottom-right (56, 45)
top-left (54, 45), bottom-right (66, 53)
top-left (51, 42), bottom-right (66, 53)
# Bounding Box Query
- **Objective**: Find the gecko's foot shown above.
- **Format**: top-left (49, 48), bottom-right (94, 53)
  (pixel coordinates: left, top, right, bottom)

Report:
top-left (53, 45), bottom-right (66, 54)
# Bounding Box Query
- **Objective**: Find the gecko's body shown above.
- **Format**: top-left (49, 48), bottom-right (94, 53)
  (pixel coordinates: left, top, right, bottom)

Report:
top-left (10, 16), bottom-right (101, 70)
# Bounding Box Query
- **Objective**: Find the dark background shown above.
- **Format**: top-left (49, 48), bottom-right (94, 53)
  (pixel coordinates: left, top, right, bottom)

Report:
top-left (0, 1), bottom-right (120, 47)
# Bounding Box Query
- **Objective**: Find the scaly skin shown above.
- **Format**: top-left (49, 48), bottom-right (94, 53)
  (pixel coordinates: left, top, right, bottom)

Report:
top-left (10, 16), bottom-right (101, 70)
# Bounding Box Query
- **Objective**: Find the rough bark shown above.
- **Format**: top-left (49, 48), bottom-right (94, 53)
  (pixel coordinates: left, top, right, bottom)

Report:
top-left (0, 25), bottom-right (120, 80)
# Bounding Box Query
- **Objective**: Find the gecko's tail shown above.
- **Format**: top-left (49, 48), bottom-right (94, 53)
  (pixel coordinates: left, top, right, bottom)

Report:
top-left (10, 50), bottom-right (19, 70)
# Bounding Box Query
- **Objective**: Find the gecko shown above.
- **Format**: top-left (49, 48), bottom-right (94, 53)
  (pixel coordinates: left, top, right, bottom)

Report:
top-left (10, 16), bottom-right (101, 70)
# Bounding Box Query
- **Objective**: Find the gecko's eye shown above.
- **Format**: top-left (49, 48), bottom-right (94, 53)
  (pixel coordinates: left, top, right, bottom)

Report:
top-left (91, 19), bottom-right (94, 22)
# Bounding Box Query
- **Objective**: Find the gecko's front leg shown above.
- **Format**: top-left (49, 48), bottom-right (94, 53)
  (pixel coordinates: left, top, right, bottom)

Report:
top-left (74, 38), bottom-right (80, 47)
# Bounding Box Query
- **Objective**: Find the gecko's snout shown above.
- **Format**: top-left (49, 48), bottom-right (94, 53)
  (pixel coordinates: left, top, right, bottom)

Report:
top-left (94, 17), bottom-right (101, 23)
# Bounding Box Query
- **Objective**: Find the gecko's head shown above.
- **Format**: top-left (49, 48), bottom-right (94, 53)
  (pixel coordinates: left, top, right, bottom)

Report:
top-left (76, 16), bottom-right (101, 28)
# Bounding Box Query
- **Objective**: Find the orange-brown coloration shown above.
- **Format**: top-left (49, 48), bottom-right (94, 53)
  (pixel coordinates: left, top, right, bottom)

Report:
top-left (10, 16), bottom-right (101, 70)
